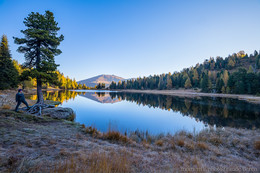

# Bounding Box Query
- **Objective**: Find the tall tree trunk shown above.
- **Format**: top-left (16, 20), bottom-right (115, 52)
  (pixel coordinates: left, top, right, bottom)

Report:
top-left (36, 42), bottom-right (44, 104)
top-left (37, 77), bottom-right (44, 104)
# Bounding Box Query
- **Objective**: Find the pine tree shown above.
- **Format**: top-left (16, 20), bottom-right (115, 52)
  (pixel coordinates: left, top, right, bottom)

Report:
top-left (256, 53), bottom-right (260, 69)
top-left (158, 74), bottom-right (166, 90)
top-left (0, 35), bottom-right (19, 89)
top-left (14, 11), bottom-right (64, 105)
top-left (109, 81), bottom-right (116, 89)
top-left (192, 69), bottom-right (199, 87)
top-left (96, 83), bottom-right (101, 89)
top-left (201, 73), bottom-right (209, 92)
top-left (216, 78), bottom-right (224, 93)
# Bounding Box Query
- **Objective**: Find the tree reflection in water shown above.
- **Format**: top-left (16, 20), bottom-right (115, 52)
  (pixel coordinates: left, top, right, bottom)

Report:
top-left (30, 90), bottom-right (260, 129)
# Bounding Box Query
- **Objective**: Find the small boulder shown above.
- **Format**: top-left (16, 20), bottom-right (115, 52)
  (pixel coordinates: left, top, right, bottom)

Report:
top-left (42, 107), bottom-right (75, 121)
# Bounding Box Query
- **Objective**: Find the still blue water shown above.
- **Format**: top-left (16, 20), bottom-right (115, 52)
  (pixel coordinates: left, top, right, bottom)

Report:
top-left (58, 90), bottom-right (207, 135)
top-left (53, 90), bottom-right (260, 135)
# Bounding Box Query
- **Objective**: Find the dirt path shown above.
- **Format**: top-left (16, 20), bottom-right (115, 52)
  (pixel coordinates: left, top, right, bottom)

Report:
top-left (119, 89), bottom-right (260, 104)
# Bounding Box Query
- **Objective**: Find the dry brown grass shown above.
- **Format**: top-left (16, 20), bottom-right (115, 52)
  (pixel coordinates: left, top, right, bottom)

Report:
top-left (209, 136), bottom-right (222, 146)
top-left (53, 150), bottom-right (131, 173)
top-left (191, 157), bottom-right (199, 165)
top-left (141, 140), bottom-right (150, 148)
top-left (176, 139), bottom-right (185, 147)
top-left (186, 142), bottom-right (195, 151)
top-left (197, 142), bottom-right (209, 150)
top-left (1, 108), bottom-right (259, 173)
top-left (170, 140), bottom-right (176, 149)
top-left (1, 105), bottom-right (11, 109)
top-left (103, 131), bottom-right (129, 143)
top-left (254, 140), bottom-right (260, 150)
top-left (155, 139), bottom-right (164, 146)
top-left (85, 126), bottom-right (100, 137)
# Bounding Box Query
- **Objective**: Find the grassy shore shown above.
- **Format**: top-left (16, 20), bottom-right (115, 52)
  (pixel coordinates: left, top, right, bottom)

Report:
top-left (0, 110), bottom-right (259, 172)
top-left (119, 89), bottom-right (260, 104)
top-left (0, 90), bottom-right (260, 172)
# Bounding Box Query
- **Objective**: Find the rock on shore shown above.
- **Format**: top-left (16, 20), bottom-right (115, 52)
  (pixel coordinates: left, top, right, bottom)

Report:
top-left (42, 107), bottom-right (75, 121)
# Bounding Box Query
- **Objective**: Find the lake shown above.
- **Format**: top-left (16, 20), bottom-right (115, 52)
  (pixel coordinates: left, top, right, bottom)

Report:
top-left (30, 90), bottom-right (260, 135)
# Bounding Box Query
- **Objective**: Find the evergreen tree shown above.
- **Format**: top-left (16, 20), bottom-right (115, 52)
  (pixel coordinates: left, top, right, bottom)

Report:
top-left (158, 74), bottom-right (166, 90)
top-left (110, 50), bottom-right (259, 95)
top-left (122, 81), bottom-right (126, 89)
top-left (192, 69), bottom-right (199, 87)
top-left (96, 83), bottom-right (102, 89)
top-left (256, 54), bottom-right (260, 69)
top-left (246, 72), bottom-right (258, 94)
top-left (109, 81), bottom-right (117, 89)
top-left (216, 78), bottom-right (224, 93)
top-left (201, 73), bottom-right (209, 92)
top-left (0, 35), bottom-right (19, 89)
top-left (14, 11), bottom-right (64, 104)
top-left (228, 68), bottom-right (247, 94)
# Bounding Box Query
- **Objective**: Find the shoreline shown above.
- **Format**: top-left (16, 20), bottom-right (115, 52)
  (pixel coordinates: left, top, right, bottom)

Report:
top-left (118, 89), bottom-right (260, 104)
top-left (0, 110), bottom-right (259, 172)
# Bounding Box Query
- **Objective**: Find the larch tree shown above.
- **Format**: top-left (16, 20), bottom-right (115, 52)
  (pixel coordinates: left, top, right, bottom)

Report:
top-left (0, 35), bottom-right (19, 90)
top-left (223, 70), bottom-right (229, 87)
top-left (14, 11), bottom-right (64, 114)
top-left (192, 69), bottom-right (199, 87)
top-left (166, 73), bottom-right (172, 89)
top-left (184, 77), bottom-right (192, 89)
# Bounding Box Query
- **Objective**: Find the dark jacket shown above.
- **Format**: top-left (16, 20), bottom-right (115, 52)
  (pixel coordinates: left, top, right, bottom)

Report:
top-left (16, 93), bottom-right (25, 102)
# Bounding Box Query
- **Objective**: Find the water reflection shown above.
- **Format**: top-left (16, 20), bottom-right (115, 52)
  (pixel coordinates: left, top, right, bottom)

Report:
top-left (80, 92), bottom-right (120, 103)
top-left (30, 90), bottom-right (260, 129)
top-left (110, 92), bottom-right (260, 129)
top-left (30, 90), bottom-right (83, 103)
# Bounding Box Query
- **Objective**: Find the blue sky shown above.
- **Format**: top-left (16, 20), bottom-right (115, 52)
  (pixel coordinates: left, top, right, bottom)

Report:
top-left (1, 0), bottom-right (260, 81)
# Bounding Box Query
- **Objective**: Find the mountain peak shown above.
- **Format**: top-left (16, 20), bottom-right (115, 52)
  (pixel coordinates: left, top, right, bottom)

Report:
top-left (77, 74), bottom-right (125, 87)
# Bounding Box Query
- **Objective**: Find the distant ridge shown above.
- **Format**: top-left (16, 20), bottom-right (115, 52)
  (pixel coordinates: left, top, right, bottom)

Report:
top-left (77, 74), bottom-right (125, 87)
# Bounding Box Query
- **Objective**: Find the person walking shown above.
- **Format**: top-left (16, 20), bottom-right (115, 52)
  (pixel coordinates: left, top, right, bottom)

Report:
top-left (15, 89), bottom-right (30, 112)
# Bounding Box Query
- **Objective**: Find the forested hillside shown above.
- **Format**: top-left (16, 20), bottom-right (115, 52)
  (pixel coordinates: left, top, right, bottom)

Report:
top-left (110, 50), bottom-right (260, 95)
